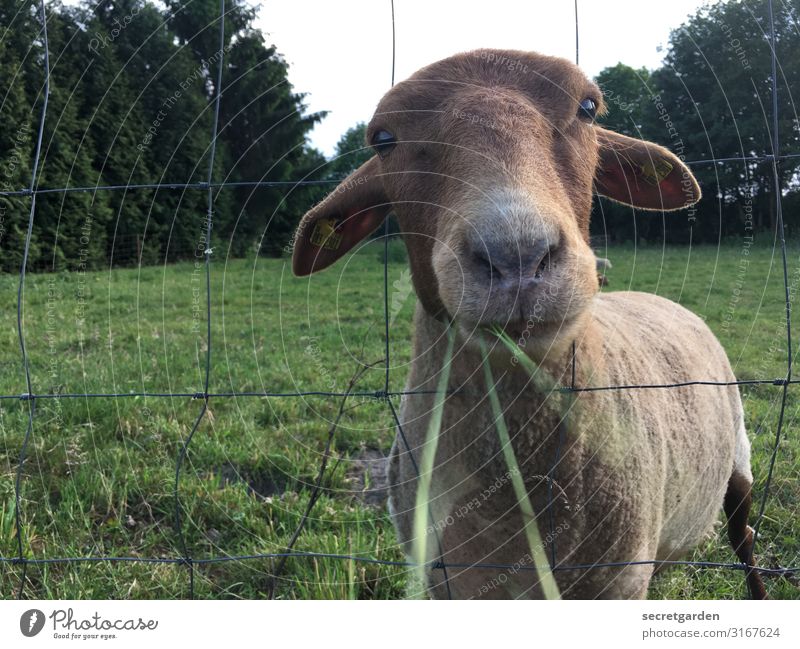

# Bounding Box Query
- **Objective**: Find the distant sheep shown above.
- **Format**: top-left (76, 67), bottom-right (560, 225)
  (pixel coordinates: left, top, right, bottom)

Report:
top-left (596, 256), bottom-right (612, 286)
top-left (292, 49), bottom-right (766, 599)
top-left (596, 256), bottom-right (612, 271)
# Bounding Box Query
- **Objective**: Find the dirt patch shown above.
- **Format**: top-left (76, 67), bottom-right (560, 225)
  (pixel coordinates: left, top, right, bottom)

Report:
top-left (344, 448), bottom-right (389, 507)
top-left (215, 462), bottom-right (287, 499)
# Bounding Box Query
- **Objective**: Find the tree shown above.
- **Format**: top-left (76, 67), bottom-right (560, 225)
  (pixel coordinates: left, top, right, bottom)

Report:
top-left (98, 0), bottom-right (216, 263)
top-left (326, 122), bottom-right (371, 179)
top-left (72, 3), bottom-right (157, 265)
top-left (591, 0), bottom-right (800, 244)
top-left (164, 0), bottom-right (255, 66)
top-left (215, 28), bottom-right (326, 257)
top-left (0, 0), bottom-right (40, 271)
top-left (644, 0), bottom-right (800, 240)
top-left (32, 4), bottom-right (113, 270)
top-left (162, 0), bottom-right (328, 257)
top-left (595, 64), bottom-right (652, 138)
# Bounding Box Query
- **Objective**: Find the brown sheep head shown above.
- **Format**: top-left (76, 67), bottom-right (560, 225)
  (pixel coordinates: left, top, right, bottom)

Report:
top-left (292, 49), bottom-right (700, 359)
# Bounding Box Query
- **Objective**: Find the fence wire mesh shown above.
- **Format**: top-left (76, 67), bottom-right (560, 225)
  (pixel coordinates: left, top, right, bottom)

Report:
top-left (0, 0), bottom-right (797, 600)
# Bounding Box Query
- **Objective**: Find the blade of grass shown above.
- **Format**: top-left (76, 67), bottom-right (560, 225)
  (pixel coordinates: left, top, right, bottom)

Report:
top-left (348, 535), bottom-right (356, 600)
top-left (411, 326), bottom-right (456, 596)
top-left (489, 325), bottom-right (558, 393)
top-left (490, 326), bottom-right (577, 569)
top-left (478, 334), bottom-right (561, 600)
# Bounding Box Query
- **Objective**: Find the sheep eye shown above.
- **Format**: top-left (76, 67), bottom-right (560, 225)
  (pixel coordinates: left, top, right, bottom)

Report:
top-left (578, 98), bottom-right (597, 122)
top-left (371, 129), bottom-right (397, 157)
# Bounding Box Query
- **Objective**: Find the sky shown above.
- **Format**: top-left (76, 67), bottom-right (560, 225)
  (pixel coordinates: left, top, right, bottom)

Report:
top-left (256, 0), bottom-right (714, 156)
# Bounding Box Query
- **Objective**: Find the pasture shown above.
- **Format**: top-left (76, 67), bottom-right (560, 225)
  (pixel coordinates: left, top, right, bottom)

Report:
top-left (0, 238), bottom-right (798, 599)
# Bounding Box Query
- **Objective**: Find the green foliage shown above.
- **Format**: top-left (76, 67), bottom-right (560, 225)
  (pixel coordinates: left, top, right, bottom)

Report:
top-left (592, 0), bottom-right (800, 245)
top-left (326, 122), bottom-right (372, 179)
top-left (0, 0), bottom-right (326, 271)
top-left (0, 4), bottom-right (37, 271)
top-left (595, 63), bottom-right (652, 137)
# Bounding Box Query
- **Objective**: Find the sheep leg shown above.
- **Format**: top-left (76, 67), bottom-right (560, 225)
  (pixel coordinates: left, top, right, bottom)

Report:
top-left (723, 471), bottom-right (767, 599)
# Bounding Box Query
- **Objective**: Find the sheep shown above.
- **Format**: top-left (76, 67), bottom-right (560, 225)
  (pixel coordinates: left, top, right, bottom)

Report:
top-left (291, 49), bottom-right (766, 600)
top-left (596, 256), bottom-right (612, 272)
top-left (596, 256), bottom-right (612, 286)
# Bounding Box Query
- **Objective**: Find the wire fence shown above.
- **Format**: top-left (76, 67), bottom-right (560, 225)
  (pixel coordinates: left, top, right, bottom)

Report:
top-left (0, 0), bottom-right (798, 600)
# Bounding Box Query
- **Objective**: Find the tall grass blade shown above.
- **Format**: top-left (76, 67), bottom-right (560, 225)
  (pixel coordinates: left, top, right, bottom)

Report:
top-left (478, 335), bottom-right (561, 600)
top-left (411, 327), bottom-right (456, 596)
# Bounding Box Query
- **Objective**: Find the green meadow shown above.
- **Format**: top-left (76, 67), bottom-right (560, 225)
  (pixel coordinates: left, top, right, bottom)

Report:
top-left (0, 239), bottom-right (798, 599)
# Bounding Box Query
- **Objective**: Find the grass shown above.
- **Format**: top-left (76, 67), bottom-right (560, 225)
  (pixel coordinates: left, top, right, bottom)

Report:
top-left (411, 328), bottom-right (454, 596)
top-left (479, 334), bottom-right (561, 600)
top-left (0, 237), bottom-right (798, 599)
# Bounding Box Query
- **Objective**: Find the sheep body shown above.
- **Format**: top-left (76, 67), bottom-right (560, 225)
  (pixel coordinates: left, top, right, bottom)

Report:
top-left (388, 291), bottom-right (749, 598)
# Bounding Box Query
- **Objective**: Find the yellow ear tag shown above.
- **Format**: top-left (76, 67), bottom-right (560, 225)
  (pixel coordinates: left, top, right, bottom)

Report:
top-left (309, 217), bottom-right (343, 250)
top-left (640, 158), bottom-right (673, 185)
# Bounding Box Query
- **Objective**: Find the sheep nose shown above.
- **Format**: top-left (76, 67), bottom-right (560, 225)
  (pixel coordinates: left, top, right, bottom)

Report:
top-left (471, 239), bottom-right (555, 286)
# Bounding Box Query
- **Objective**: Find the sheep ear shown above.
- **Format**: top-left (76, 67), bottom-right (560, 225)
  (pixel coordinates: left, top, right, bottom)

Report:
top-left (292, 156), bottom-right (392, 276)
top-left (595, 128), bottom-right (701, 211)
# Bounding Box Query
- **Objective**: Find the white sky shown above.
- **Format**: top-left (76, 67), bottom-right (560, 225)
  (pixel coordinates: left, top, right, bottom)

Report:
top-left (257, 0), bottom-right (713, 155)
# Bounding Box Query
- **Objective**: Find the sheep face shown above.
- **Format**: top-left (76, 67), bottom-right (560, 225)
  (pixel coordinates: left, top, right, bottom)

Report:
top-left (293, 49), bottom-right (700, 356)
top-left (371, 79), bottom-right (602, 355)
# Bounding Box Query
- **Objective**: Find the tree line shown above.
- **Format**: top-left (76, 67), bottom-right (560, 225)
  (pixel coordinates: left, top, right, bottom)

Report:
top-left (0, 0), bottom-right (329, 272)
top-left (2, 0), bottom-right (799, 274)
top-left (591, 0), bottom-right (800, 245)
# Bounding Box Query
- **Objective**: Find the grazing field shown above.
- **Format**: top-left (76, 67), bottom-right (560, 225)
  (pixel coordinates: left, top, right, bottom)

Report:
top-left (0, 239), bottom-right (798, 599)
